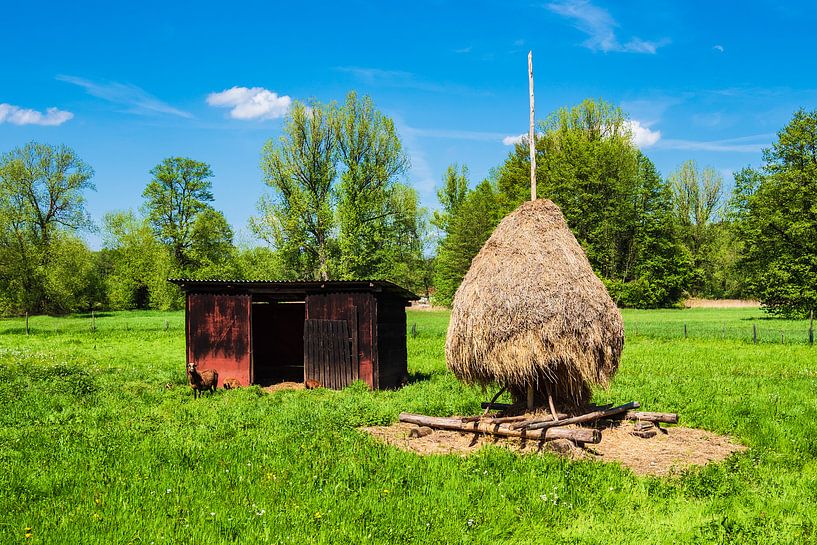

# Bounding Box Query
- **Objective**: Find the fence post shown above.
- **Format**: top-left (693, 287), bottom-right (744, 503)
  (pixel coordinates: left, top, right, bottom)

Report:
top-left (411, 323), bottom-right (417, 338)
top-left (684, 322), bottom-right (687, 339)
top-left (753, 323), bottom-right (757, 344)
top-left (25, 312), bottom-right (29, 335)
top-left (164, 320), bottom-right (169, 331)
top-left (810, 310), bottom-right (814, 346)
top-left (92, 310), bottom-right (96, 332)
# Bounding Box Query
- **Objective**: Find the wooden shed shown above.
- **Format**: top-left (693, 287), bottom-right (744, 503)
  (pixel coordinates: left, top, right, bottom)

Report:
top-left (169, 279), bottom-right (418, 390)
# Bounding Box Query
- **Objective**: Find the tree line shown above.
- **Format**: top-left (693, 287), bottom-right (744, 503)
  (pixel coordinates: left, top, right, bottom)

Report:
top-left (1, 93), bottom-right (815, 317)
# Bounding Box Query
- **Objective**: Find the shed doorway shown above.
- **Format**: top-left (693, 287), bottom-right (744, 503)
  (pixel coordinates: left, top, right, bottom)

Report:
top-left (251, 300), bottom-right (305, 385)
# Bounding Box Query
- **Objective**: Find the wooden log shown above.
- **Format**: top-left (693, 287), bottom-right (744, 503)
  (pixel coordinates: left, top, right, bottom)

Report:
top-left (524, 402), bottom-right (640, 431)
top-left (509, 412), bottom-right (570, 429)
top-left (485, 415), bottom-right (531, 424)
top-left (606, 411), bottom-right (678, 424)
top-left (398, 413), bottom-right (601, 444)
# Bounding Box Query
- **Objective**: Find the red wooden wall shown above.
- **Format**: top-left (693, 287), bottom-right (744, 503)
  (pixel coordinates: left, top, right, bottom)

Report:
top-left (186, 293), bottom-right (252, 387)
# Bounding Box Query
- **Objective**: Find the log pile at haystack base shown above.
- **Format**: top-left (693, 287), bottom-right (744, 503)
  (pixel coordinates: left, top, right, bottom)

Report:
top-left (399, 403), bottom-right (678, 447)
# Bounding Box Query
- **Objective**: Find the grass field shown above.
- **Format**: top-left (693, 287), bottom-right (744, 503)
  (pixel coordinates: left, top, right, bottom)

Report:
top-left (1, 307), bottom-right (816, 544)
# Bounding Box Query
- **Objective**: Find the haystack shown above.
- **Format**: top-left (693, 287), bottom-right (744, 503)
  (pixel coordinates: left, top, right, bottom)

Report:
top-left (445, 199), bottom-right (624, 408)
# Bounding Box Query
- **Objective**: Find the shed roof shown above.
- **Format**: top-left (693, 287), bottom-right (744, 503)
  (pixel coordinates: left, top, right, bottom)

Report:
top-left (168, 279), bottom-right (419, 301)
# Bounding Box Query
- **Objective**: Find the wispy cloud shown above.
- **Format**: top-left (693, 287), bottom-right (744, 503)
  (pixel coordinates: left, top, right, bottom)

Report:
top-left (57, 75), bottom-right (192, 118)
top-left (546, 0), bottom-right (668, 54)
top-left (656, 134), bottom-right (772, 153)
top-left (207, 87), bottom-right (291, 120)
top-left (502, 133), bottom-right (527, 146)
top-left (0, 103), bottom-right (73, 126)
top-left (713, 44), bottom-right (725, 53)
top-left (336, 66), bottom-right (490, 96)
top-left (453, 46), bottom-right (472, 54)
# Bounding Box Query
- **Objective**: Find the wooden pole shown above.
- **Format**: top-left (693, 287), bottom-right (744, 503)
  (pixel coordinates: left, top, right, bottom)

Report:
top-left (399, 413), bottom-right (601, 444)
top-left (526, 385), bottom-right (535, 411)
top-left (482, 385), bottom-right (507, 416)
top-left (810, 310), bottom-right (814, 346)
top-left (528, 51), bottom-right (536, 201)
top-left (25, 312), bottom-right (29, 335)
top-left (516, 401), bottom-right (640, 431)
top-left (753, 323), bottom-right (757, 344)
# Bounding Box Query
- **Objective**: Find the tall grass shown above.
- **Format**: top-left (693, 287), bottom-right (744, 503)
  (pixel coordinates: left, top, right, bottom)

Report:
top-left (0, 309), bottom-right (815, 544)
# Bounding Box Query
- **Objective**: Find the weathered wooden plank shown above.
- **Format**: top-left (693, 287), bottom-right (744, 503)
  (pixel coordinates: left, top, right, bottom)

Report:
top-left (350, 306), bottom-right (359, 382)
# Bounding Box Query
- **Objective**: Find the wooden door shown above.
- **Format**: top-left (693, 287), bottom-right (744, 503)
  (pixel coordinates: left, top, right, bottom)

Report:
top-left (303, 319), bottom-right (357, 389)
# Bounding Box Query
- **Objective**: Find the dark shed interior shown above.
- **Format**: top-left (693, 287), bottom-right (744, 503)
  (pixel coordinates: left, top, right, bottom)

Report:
top-left (170, 280), bottom-right (418, 390)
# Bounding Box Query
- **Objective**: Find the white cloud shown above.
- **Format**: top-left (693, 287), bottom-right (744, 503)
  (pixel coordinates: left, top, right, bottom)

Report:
top-left (627, 120), bottom-right (661, 148)
top-left (0, 103), bottom-right (73, 126)
top-left (546, 0), bottom-right (667, 54)
top-left (502, 133), bottom-right (528, 146)
top-left (206, 87), bottom-right (291, 120)
top-left (57, 75), bottom-right (192, 118)
top-left (713, 44), bottom-right (725, 53)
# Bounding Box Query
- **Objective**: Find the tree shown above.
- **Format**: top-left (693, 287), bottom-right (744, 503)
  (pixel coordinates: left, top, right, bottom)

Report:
top-left (255, 99), bottom-right (337, 280)
top-left (0, 142), bottom-right (95, 314)
top-left (333, 91), bottom-right (409, 280)
top-left (492, 99), bottom-right (686, 307)
top-left (101, 211), bottom-right (180, 310)
top-left (142, 157), bottom-right (215, 269)
top-left (431, 163), bottom-right (469, 236)
top-left (732, 109), bottom-right (817, 316)
top-left (188, 209), bottom-right (238, 278)
top-left (254, 91), bottom-right (426, 287)
top-left (668, 160), bottom-right (724, 296)
top-left (433, 179), bottom-right (508, 306)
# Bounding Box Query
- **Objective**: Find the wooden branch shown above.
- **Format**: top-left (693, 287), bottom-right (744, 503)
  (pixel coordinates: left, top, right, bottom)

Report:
top-left (480, 402), bottom-right (514, 410)
top-left (613, 411), bottom-right (678, 424)
top-left (524, 402), bottom-right (641, 431)
top-left (398, 413), bottom-right (601, 444)
top-left (483, 385), bottom-right (507, 416)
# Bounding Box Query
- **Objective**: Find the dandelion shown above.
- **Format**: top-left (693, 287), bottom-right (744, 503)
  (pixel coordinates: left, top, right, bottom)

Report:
top-left (25, 527), bottom-right (32, 539)
top-left (314, 511), bottom-right (322, 520)
top-left (382, 488), bottom-right (389, 495)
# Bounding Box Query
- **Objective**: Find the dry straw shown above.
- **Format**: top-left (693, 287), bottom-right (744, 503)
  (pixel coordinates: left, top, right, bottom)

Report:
top-left (445, 199), bottom-right (624, 407)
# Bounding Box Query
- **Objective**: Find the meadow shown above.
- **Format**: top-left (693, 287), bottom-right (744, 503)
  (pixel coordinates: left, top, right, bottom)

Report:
top-left (1, 307), bottom-right (816, 544)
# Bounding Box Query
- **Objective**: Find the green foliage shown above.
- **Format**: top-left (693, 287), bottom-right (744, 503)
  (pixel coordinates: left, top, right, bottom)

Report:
top-left (142, 157), bottom-right (216, 270)
top-left (668, 160), bottom-right (734, 297)
top-left (491, 99), bottom-right (686, 308)
top-left (431, 163), bottom-right (469, 236)
top-left (433, 180), bottom-right (507, 306)
top-left (255, 99), bottom-right (338, 280)
top-left (732, 109), bottom-right (817, 316)
top-left (101, 211), bottom-right (181, 310)
top-left (0, 142), bottom-right (96, 314)
top-left (334, 91), bottom-right (410, 280)
top-left (255, 92), bottom-right (425, 289)
top-left (1, 308), bottom-right (817, 544)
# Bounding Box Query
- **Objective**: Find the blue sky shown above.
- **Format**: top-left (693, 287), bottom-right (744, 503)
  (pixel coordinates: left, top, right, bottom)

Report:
top-left (2, 1), bottom-right (816, 248)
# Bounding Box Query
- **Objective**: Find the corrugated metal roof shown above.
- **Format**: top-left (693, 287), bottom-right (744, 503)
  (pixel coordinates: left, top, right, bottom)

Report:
top-left (167, 278), bottom-right (419, 301)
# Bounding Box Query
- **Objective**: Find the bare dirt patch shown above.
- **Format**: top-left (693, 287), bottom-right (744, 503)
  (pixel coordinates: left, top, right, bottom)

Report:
top-left (683, 298), bottom-right (760, 308)
top-left (264, 381), bottom-right (305, 393)
top-left (361, 421), bottom-right (745, 477)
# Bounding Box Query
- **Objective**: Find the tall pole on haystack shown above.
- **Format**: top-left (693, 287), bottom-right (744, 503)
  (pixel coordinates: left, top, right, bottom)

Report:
top-left (528, 51), bottom-right (536, 202)
top-left (527, 51), bottom-right (536, 411)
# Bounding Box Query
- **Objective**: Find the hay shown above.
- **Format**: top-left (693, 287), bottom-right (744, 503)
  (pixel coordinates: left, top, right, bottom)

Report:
top-left (445, 199), bottom-right (624, 407)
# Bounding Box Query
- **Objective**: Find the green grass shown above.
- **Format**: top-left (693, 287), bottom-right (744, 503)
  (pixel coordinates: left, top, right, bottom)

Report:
top-left (1, 308), bottom-right (816, 544)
